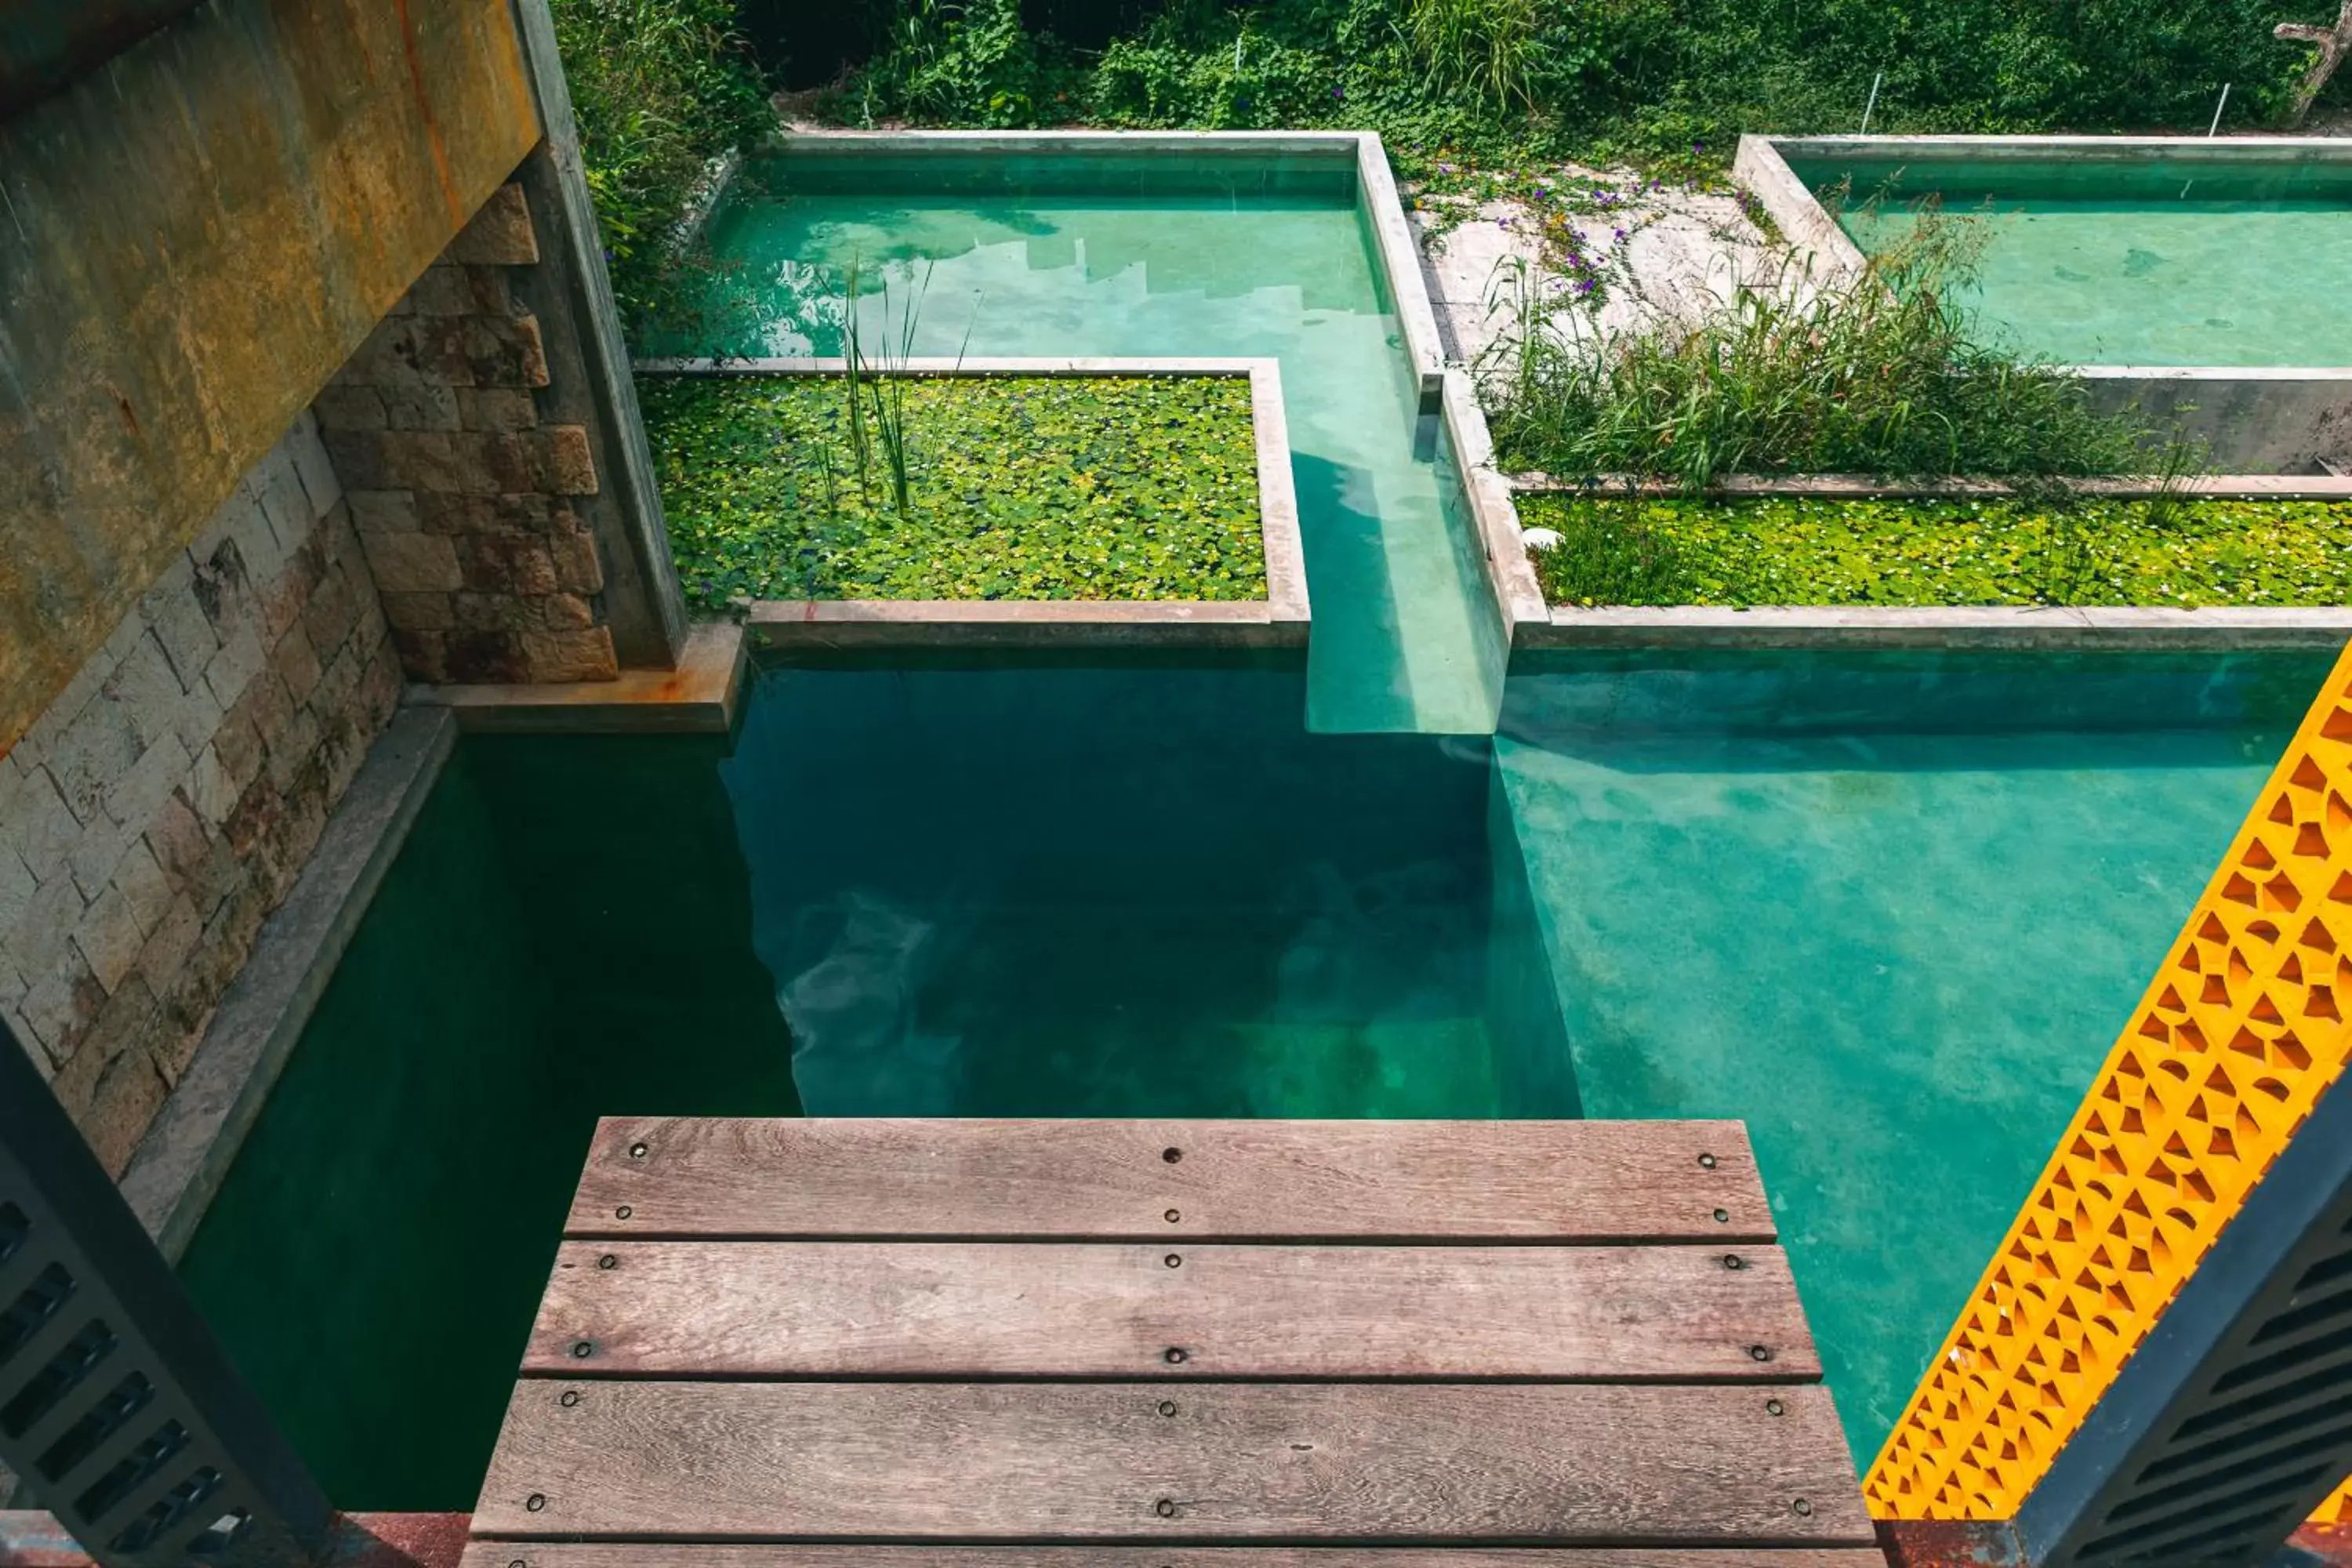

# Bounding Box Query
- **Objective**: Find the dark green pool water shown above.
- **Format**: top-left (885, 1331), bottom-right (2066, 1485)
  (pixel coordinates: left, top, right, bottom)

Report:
top-left (177, 648), bottom-right (2326, 1504)
top-left (178, 655), bottom-right (1561, 1507)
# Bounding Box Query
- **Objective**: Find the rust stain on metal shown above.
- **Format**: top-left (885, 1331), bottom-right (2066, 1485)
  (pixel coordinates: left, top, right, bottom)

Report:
top-left (390, 0), bottom-right (462, 226)
top-left (1, 0), bottom-right (543, 753)
top-left (1876, 1519), bottom-right (2027, 1567)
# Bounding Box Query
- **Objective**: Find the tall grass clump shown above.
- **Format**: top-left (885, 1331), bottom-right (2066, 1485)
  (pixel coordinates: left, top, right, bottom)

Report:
top-left (1406, 0), bottom-right (1545, 108)
top-left (1480, 209), bottom-right (2173, 488)
top-left (550, 0), bottom-right (771, 330)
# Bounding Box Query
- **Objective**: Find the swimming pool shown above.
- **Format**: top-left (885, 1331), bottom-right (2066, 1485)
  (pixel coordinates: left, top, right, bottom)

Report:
top-left (661, 137), bottom-right (1506, 737)
top-left (175, 646), bottom-right (2323, 1503)
top-left (1776, 143), bottom-right (2352, 369)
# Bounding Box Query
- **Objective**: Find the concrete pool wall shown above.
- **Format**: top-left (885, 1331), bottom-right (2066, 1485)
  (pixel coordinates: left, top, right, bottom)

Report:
top-left (1737, 134), bottom-right (2352, 474)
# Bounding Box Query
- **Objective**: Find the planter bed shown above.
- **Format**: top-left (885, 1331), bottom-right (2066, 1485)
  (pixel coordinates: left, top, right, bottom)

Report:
top-left (1519, 492), bottom-right (2352, 610)
top-left (1506, 477), bottom-right (2352, 650)
top-left (637, 357), bottom-right (1307, 648)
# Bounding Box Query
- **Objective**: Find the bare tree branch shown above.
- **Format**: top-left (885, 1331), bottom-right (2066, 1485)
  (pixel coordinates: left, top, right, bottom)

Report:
top-left (2276, 0), bottom-right (2352, 126)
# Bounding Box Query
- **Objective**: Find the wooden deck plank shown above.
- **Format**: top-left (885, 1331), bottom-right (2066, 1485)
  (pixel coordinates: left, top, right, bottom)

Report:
top-left (473, 1381), bottom-right (1873, 1544)
top-left (567, 1119), bottom-right (1772, 1242)
top-left (525, 1240), bottom-right (1820, 1381)
top-left (458, 1548), bottom-right (1889, 1566)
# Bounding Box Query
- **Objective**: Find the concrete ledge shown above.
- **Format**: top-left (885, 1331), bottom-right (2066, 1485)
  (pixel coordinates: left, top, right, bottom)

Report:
top-left (636, 355), bottom-right (1275, 376)
top-left (1528, 605), bottom-right (2352, 651)
top-left (1733, 133), bottom-right (1868, 281)
top-left (1766, 132), bottom-right (2352, 163)
top-left (772, 128), bottom-right (1364, 157)
top-left (1346, 132), bottom-right (1526, 662)
top-left (749, 599), bottom-right (1303, 650)
top-left (118, 707), bottom-right (456, 1261)
top-left (637, 360), bottom-right (1309, 642)
top-left (1356, 133), bottom-right (1443, 379)
top-left (1443, 369), bottom-right (1548, 636)
top-left (405, 620), bottom-right (747, 734)
top-left (1508, 471), bottom-right (2352, 499)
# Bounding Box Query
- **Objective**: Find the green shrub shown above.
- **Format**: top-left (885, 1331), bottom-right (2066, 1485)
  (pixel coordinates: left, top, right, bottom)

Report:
top-left (550, 0), bottom-right (771, 330)
top-left (823, 0), bottom-right (2318, 166)
top-left (1520, 492), bottom-right (2352, 608)
top-left (1480, 211), bottom-right (2162, 487)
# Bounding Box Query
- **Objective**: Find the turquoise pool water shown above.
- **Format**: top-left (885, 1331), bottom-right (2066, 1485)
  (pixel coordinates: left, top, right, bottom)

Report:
top-left (1790, 152), bottom-right (2352, 367)
top-left (177, 648), bottom-right (2329, 1501)
top-left (673, 146), bottom-right (1503, 736)
top-left (1496, 650), bottom-right (2324, 1460)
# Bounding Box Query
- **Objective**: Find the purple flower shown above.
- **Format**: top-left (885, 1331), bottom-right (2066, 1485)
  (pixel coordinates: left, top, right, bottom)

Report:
top-left (1331, 85), bottom-right (1344, 99)
top-left (1577, 278), bottom-right (1595, 293)
top-left (1613, 227), bottom-right (1627, 240)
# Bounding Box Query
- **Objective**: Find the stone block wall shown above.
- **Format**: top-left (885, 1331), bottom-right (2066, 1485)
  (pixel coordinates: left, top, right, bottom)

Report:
top-left (314, 182), bottom-right (622, 687)
top-left (0, 412), bottom-right (400, 1173)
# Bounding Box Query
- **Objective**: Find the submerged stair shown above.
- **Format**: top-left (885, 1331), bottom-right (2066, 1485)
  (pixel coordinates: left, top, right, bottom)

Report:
top-left (462, 1118), bottom-right (1880, 1563)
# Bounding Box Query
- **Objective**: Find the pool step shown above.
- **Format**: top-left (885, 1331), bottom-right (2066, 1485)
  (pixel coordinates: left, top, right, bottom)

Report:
top-left (465, 1118), bottom-right (1880, 1562)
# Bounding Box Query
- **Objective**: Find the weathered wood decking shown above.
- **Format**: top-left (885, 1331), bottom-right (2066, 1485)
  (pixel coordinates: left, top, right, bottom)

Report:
top-left (462, 1118), bottom-right (1881, 1565)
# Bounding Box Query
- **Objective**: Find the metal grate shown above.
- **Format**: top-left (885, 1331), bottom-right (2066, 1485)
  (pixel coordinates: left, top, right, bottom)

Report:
top-left (2018, 1068), bottom-right (2352, 1567)
top-left (0, 1023), bottom-right (326, 1566)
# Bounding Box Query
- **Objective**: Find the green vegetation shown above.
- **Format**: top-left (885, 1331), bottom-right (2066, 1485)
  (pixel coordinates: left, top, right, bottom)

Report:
top-left (550, 0), bottom-right (771, 328)
top-left (641, 374), bottom-right (1267, 604)
top-left (825, 0), bottom-right (2321, 175)
top-left (1519, 492), bottom-right (2352, 608)
top-left (1481, 215), bottom-right (2161, 488)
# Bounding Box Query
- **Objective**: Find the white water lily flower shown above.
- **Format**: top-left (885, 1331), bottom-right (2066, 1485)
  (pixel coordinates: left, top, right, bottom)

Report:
top-left (1521, 527), bottom-right (1564, 552)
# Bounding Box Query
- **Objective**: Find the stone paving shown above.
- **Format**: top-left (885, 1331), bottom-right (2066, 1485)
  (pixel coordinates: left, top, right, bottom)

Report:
top-left (1408, 165), bottom-right (1788, 376)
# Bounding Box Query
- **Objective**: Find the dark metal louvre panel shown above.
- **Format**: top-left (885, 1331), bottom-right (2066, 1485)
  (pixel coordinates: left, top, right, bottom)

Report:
top-left (0, 1023), bottom-right (327, 1566)
top-left (2019, 1072), bottom-right (2352, 1568)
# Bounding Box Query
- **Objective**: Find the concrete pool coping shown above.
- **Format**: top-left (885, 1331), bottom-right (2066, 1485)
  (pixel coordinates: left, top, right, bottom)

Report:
top-left (682, 129), bottom-right (1543, 666)
top-left (634, 354), bottom-right (1309, 648)
top-left (1733, 134), bottom-right (2352, 473)
top-left (1509, 470), bottom-right (2352, 650)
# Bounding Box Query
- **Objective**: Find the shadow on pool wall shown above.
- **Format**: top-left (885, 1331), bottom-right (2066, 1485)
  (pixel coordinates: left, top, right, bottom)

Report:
top-left (720, 654), bottom-right (1571, 1119)
top-left (1492, 646), bottom-right (2336, 1465)
top-left (177, 735), bottom-right (796, 1511)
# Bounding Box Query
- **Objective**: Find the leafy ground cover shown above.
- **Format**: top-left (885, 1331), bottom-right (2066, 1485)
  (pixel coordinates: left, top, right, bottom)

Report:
top-left (1519, 492), bottom-right (2352, 608)
top-left (641, 374), bottom-right (1266, 605)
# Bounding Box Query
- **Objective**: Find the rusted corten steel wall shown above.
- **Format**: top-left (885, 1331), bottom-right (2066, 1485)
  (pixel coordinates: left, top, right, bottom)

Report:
top-left (0, 0), bottom-right (543, 756)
